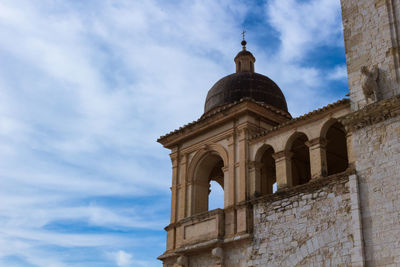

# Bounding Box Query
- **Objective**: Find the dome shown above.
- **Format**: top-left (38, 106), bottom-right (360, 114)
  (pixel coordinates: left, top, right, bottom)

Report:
top-left (204, 72), bottom-right (288, 113)
top-left (204, 40), bottom-right (288, 114)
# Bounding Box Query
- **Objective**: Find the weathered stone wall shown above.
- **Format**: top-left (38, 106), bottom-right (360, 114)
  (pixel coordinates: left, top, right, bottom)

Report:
top-left (171, 175), bottom-right (354, 267)
top-left (189, 252), bottom-right (215, 267)
top-left (341, 0), bottom-right (400, 110)
top-left (248, 176), bottom-right (353, 266)
top-left (353, 115), bottom-right (400, 266)
top-left (186, 241), bottom-right (251, 267)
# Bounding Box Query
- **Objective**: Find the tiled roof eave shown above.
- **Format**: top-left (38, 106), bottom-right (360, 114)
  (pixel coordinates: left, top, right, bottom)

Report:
top-left (157, 98), bottom-right (292, 144)
top-left (250, 98), bottom-right (350, 141)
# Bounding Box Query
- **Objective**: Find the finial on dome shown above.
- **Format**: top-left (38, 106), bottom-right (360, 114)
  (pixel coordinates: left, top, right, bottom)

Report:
top-left (234, 30), bottom-right (255, 73)
top-left (241, 30), bottom-right (247, 50)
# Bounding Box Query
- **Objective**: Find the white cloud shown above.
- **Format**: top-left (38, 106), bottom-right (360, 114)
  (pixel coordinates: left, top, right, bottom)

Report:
top-left (115, 250), bottom-right (133, 267)
top-left (0, 0), bottom-right (347, 265)
top-left (266, 0), bottom-right (343, 62)
top-left (328, 65), bottom-right (348, 80)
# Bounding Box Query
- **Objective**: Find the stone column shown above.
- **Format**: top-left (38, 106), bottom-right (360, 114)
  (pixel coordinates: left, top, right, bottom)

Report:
top-left (346, 131), bottom-right (355, 167)
top-left (248, 161), bottom-right (263, 198)
top-left (306, 137), bottom-right (328, 179)
top-left (272, 151), bottom-right (293, 189)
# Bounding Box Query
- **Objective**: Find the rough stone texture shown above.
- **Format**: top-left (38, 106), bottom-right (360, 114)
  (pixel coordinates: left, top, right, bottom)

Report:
top-left (248, 177), bottom-right (353, 267)
top-left (186, 241), bottom-right (251, 267)
top-left (188, 252), bottom-right (215, 267)
top-left (168, 176), bottom-right (354, 267)
top-left (341, 0), bottom-right (400, 110)
top-left (353, 116), bottom-right (400, 266)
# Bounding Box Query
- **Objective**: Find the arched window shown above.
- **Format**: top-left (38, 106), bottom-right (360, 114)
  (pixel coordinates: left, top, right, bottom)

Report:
top-left (257, 145), bottom-right (276, 195)
top-left (192, 153), bottom-right (224, 215)
top-left (325, 121), bottom-right (348, 175)
top-left (288, 133), bottom-right (311, 186)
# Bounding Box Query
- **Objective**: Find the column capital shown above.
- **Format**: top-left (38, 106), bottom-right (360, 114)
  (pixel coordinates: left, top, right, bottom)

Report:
top-left (305, 137), bottom-right (327, 148)
top-left (272, 151), bottom-right (294, 160)
top-left (248, 161), bottom-right (263, 169)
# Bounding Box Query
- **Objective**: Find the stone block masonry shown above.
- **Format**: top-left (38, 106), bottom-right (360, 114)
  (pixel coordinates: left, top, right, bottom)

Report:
top-left (164, 173), bottom-right (356, 267)
top-left (353, 115), bottom-right (400, 266)
top-left (248, 175), bottom-right (353, 267)
top-left (341, 0), bottom-right (400, 111)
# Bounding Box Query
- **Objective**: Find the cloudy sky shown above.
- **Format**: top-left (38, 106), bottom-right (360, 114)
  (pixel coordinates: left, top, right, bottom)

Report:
top-left (0, 0), bottom-right (348, 266)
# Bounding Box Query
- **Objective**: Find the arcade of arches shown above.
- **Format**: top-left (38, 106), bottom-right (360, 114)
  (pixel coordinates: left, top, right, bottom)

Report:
top-left (187, 120), bottom-right (350, 216)
top-left (252, 120), bottom-right (349, 199)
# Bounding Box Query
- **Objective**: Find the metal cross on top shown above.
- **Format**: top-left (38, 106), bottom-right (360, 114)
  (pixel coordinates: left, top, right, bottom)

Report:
top-left (242, 30), bottom-right (246, 41)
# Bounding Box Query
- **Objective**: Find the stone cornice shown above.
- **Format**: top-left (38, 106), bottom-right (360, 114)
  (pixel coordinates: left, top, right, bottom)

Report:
top-left (249, 167), bottom-right (355, 206)
top-left (158, 99), bottom-right (292, 148)
top-left (339, 95), bottom-right (400, 131)
top-left (164, 208), bottom-right (224, 231)
top-left (250, 98), bottom-right (350, 142)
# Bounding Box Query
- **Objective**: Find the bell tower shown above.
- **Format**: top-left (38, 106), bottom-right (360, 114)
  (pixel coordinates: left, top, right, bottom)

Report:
top-left (157, 40), bottom-right (291, 266)
top-left (157, 2), bottom-right (400, 265)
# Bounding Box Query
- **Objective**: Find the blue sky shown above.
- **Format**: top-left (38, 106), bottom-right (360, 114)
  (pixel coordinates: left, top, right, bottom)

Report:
top-left (0, 0), bottom-right (347, 266)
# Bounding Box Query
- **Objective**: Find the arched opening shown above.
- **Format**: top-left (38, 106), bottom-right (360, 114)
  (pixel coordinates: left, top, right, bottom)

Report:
top-left (192, 152), bottom-right (224, 215)
top-left (325, 121), bottom-right (348, 175)
top-left (257, 145), bottom-right (276, 195)
top-left (288, 133), bottom-right (311, 186)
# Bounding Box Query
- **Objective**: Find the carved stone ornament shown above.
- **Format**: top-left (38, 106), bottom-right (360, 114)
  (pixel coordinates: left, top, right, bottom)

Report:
top-left (339, 94), bottom-right (400, 131)
top-left (211, 247), bottom-right (224, 266)
top-left (360, 65), bottom-right (379, 104)
top-left (174, 255), bottom-right (188, 267)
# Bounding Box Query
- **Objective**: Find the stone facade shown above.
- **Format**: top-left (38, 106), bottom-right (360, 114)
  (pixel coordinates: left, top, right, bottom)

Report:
top-left (341, 0), bottom-right (400, 110)
top-left (158, 1), bottom-right (400, 266)
top-left (249, 175), bottom-right (353, 267)
top-left (341, 96), bottom-right (400, 266)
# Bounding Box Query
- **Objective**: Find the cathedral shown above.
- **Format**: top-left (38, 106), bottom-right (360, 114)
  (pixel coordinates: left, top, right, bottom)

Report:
top-left (157, 1), bottom-right (400, 266)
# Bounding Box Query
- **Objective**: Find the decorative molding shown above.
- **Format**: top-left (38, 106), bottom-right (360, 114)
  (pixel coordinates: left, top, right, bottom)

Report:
top-left (272, 151), bottom-right (293, 160)
top-left (248, 161), bottom-right (263, 169)
top-left (211, 247), bottom-right (224, 266)
top-left (251, 98), bottom-right (350, 141)
top-left (305, 137), bottom-right (327, 148)
top-left (174, 255), bottom-right (188, 267)
top-left (339, 95), bottom-right (400, 131)
top-left (158, 98), bottom-right (291, 147)
top-left (360, 65), bottom-right (380, 103)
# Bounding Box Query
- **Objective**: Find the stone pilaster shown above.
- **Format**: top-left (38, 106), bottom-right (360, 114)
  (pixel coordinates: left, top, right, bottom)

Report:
top-left (227, 134), bottom-right (235, 207)
top-left (237, 128), bottom-right (248, 202)
top-left (178, 154), bottom-right (187, 220)
top-left (170, 154), bottom-right (178, 223)
top-left (306, 138), bottom-right (328, 179)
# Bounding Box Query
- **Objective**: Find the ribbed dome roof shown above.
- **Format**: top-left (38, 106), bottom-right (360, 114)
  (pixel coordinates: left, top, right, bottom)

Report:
top-left (204, 72), bottom-right (288, 114)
